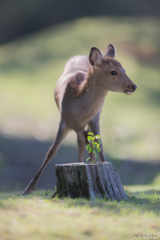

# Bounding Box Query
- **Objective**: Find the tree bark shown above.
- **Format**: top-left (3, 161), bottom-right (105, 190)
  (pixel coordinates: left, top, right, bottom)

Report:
top-left (53, 162), bottom-right (127, 201)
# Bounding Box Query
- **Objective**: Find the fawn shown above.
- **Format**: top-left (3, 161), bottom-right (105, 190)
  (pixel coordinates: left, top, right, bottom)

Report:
top-left (23, 44), bottom-right (137, 194)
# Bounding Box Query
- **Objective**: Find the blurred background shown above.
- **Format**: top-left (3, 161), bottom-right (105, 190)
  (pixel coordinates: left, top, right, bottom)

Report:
top-left (0, 0), bottom-right (160, 192)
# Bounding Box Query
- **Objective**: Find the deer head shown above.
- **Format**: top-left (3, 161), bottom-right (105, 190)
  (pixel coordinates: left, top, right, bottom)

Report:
top-left (89, 44), bottom-right (137, 95)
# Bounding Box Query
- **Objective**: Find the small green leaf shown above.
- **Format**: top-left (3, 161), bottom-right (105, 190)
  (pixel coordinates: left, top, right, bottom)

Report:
top-left (93, 142), bottom-right (99, 148)
top-left (97, 139), bottom-right (101, 145)
top-left (88, 147), bottom-right (93, 153)
top-left (95, 135), bottom-right (100, 139)
top-left (97, 147), bottom-right (101, 153)
top-left (86, 144), bottom-right (90, 150)
top-left (87, 132), bottom-right (94, 136)
top-left (87, 136), bottom-right (94, 141)
top-left (93, 149), bottom-right (97, 155)
top-left (86, 157), bottom-right (90, 161)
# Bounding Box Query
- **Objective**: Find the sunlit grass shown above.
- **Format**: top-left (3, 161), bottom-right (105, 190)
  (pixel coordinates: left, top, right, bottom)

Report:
top-left (0, 185), bottom-right (160, 240)
top-left (0, 17), bottom-right (160, 160)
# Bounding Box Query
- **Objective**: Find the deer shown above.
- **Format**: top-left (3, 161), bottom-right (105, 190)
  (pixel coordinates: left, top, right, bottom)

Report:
top-left (22, 44), bottom-right (137, 195)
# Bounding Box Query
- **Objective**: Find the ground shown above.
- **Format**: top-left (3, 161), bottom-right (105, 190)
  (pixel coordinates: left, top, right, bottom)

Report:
top-left (0, 186), bottom-right (160, 240)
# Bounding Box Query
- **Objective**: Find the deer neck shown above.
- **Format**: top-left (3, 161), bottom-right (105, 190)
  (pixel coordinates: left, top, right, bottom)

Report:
top-left (82, 69), bottom-right (108, 115)
top-left (86, 68), bottom-right (108, 100)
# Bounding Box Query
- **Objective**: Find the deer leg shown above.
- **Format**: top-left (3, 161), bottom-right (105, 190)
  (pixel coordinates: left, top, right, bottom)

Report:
top-left (77, 130), bottom-right (87, 162)
top-left (22, 120), bottom-right (70, 195)
top-left (88, 113), bottom-right (106, 162)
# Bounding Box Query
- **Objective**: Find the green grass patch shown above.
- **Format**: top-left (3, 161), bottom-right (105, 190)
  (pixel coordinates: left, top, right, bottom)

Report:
top-left (0, 185), bottom-right (160, 240)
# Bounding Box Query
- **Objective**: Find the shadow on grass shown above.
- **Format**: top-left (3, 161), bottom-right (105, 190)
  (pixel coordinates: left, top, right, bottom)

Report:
top-left (0, 134), bottom-right (160, 193)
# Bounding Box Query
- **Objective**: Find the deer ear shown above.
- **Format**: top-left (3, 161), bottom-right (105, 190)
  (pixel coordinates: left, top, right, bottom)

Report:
top-left (89, 47), bottom-right (103, 67)
top-left (103, 44), bottom-right (116, 58)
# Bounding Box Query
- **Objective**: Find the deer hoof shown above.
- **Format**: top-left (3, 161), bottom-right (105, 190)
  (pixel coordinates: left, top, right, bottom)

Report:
top-left (22, 179), bottom-right (37, 195)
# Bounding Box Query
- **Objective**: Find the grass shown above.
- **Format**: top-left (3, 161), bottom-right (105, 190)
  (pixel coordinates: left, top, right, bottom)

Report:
top-left (0, 185), bottom-right (160, 240)
top-left (0, 16), bottom-right (160, 160)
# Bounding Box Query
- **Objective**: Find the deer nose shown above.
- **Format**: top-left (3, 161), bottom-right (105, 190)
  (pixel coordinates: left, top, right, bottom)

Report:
top-left (132, 85), bottom-right (137, 92)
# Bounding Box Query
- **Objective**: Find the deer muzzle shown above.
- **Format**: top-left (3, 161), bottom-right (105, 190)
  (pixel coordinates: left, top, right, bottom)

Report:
top-left (124, 84), bottom-right (137, 95)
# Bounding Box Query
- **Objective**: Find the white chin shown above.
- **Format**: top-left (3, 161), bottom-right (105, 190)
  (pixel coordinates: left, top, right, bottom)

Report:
top-left (125, 91), bottom-right (133, 95)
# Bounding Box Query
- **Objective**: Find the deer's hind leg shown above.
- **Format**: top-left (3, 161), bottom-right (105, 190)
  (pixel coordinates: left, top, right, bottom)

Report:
top-left (22, 120), bottom-right (70, 195)
top-left (77, 130), bottom-right (88, 162)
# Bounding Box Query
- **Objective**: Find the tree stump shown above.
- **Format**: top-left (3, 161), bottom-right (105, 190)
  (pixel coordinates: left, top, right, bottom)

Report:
top-left (53, 162), bottom-right (127, 201)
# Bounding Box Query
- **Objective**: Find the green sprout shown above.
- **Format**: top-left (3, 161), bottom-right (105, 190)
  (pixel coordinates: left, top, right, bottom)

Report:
top-left (86, 132), bottom-right (101, 163)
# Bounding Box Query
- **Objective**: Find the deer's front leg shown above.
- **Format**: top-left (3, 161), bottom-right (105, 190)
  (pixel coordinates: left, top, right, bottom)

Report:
top-left (88, 113), bottom-right (106, 162)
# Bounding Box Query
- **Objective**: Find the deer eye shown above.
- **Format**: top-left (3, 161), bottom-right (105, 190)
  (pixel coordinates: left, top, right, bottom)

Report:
top-left (111, 71), bottom-right (117, 75)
